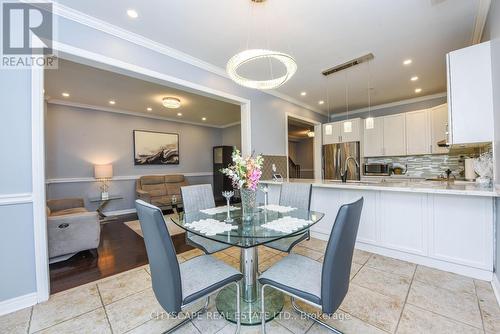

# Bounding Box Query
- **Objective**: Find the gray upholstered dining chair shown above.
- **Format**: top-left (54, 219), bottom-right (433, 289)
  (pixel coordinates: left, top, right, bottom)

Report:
top-left (264, 183), bottom-right (312, 253)
top-left (259, 197), bottom-right (364, 333)
top-left (181, 184), bottom-right (232, 254)
top-left (135, 200), bottom-right (242, 333)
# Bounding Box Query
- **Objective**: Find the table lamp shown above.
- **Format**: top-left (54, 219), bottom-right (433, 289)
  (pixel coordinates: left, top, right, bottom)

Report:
top-left (94, 164), bottom-right (113, 200)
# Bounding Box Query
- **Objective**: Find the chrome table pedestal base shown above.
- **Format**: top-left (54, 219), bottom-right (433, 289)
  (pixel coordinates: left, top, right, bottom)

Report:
top-left (215, 247), bottom-right (284, 325)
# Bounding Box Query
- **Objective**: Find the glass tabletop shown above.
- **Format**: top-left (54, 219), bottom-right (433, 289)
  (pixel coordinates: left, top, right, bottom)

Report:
top-left (170, 206), bottom-right (324, 248)
top-left (88, 195), bottom-right (123, 203)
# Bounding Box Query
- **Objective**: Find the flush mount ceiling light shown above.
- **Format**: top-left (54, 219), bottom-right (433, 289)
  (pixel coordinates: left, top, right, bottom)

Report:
top-left (226, 49), bottom-right (297, 90)
top-left (61, 92), bottom-right (70, 97)
top-left (318, 100), bottom-right (324, 105)
top-left (411, 76), bottom-right (419, 81)
top-left (127, 9), bottom-right (138, 18)
top-left (307, 130), bottom-right (315, 138)
top-left (162, 97), bottom-right (181, 109)
top-left (109, 100), bottom-right (116, 105)
top-left (403, 59), bottom-right (412, 65)
top-left (415, 88), bottom-right (422, 93)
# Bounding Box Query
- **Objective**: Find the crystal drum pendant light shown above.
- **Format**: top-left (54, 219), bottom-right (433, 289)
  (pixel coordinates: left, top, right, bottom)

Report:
top-left (226, 0), bottom-right (297, 90)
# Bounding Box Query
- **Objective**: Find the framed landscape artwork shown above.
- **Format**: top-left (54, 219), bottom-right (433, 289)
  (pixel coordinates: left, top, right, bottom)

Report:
top-left (133, 130), bottom-right (179, 165)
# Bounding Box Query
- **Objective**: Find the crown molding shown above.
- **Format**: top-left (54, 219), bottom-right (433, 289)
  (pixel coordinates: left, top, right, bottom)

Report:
top-left (47, 99), bottom-right (239, 129)
top-left (472, 0), bottom-right (491, 44)
top-left (331, 92), bottom-right (447, 119)
top-left (29, 0), bottom-right (325, 116)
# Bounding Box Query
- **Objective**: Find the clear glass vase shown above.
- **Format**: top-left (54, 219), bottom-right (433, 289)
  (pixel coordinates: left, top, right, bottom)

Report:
top-left (240, 188), bottom-right (256, 222)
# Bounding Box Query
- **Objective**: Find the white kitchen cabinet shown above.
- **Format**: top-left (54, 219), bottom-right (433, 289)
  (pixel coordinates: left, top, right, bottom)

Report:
top-left (363, 117), bottom-right (384, 157)
top-left (406, 109), bottom-right (430, 155)
top-left (322, 122), bottom-right (341, 144)
top-left (447, 42), bottom-right (494, 144)
top-left (383, 114), bottom-right (406, 156)
top-left (341, 118), bottom-right (361, 143)
top-left (430, 103), bottom-right (449, 154)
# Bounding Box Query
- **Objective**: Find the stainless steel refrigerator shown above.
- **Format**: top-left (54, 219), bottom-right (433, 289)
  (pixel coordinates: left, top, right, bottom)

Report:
top-left (323, 142), bottom-right (361, 181)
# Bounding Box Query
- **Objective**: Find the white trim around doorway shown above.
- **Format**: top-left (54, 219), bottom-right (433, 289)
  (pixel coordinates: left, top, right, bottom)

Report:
top-left (29, 41), bottom-right (252, 309)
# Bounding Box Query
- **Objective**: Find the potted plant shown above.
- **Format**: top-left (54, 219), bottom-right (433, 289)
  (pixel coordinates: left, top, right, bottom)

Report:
top-left (221, 149), bottom-right (263, 221)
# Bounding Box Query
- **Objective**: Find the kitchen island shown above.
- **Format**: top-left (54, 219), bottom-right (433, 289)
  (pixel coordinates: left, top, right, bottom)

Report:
top-left (260, 179), bottom-right (498, 280)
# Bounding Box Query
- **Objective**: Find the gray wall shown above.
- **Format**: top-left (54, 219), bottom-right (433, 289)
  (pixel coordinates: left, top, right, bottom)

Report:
top-left (330, 96), bottom-right (447, 122)
top-left (45, 104), bottom-right (236, 212)
top-left (221, 124), bottom-right (241, 150)
top-left (0, 70), bottom-right (37, 302)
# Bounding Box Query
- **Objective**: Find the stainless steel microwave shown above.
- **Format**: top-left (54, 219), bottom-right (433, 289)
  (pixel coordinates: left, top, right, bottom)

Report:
top-left (363, 163), bottom-right (391, 176)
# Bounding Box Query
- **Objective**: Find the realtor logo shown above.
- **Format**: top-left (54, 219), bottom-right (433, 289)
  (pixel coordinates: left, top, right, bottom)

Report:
top-left (1, 2), bottom-right (57, 68)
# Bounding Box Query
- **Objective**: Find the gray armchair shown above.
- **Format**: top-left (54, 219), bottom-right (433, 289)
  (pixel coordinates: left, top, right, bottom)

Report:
top-left (46, 198), bottom-right (100, 263)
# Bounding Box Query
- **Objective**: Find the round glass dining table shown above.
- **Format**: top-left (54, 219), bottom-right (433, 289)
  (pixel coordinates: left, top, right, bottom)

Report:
top-left (171, 206), bottom-right (324, 325)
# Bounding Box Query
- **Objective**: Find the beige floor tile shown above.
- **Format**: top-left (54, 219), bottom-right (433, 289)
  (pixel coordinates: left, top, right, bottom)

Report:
top-left (98, 268), bottom-right (152, 305)
top-left (212, 252), bottom-right (230, 261)
top-left (317, 256), bottom-right (324, 263)
top-left (191, 303), bottom-right (228, 334)
top-left (221, 247), bottom-right (240, 259)
top-left (307, 310), bottom-right (388, 334)
top-left (365, 254), bottom-right (416, 278)
top-left (259, 255), bottom-right (284, 272)
top-left (478, 293), bottom-right (500, 333)
top-left (396, 304), bottom-right (483, 334)
top-left (474, 279), bottom-right (498, 304)
top-left (352, 249), bottom-right (372, 265)
top-left (414, 265), bottom-right (475, 295)
top-left (181, 249), bottom-right (204, 260)
top-left (273, 298), bottom-right (314, 333)
top-left (177, 255), bottom-right (187, 264)
top-left (30, 284), bottom-right (102, 333)
top-left (349, 263), bottom-right (362, 280)
top-left (407, 280), bottom-right (483, 329)
top-left (105, 288), bottom-right (167, 334)
top-left (339, 284), bottom-right (404, 332)
top-left (128, 318), bottom-right (199, 334)
top-left (0, 307), bottom-right (31, 334)
top-left (299, 238), bottom-right (327, 253)
top-left (351, 266), bottom-right (411, 302)
top-left (35, 308), bottom-right (111, 334)
top-left (291, 246), bottom-right (323, 261)
top-left (258, 247), bottom-right (277, 262)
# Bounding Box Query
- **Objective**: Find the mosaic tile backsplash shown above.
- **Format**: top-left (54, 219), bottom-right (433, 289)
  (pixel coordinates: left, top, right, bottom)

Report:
top-left (365, 145), bottom-right (493, 178)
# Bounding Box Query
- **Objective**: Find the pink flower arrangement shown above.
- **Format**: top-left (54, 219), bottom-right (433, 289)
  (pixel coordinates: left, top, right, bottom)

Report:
top-left (221, 149), bottom-right (264, 191)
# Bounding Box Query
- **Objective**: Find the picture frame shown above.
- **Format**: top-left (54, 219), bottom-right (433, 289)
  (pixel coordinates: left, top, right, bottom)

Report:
top-left (133, 130), bottom-right (179, 165)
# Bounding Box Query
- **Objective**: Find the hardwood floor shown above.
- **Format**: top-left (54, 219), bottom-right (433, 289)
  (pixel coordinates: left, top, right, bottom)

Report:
top-left (49, 213), bottom-right (193, 294)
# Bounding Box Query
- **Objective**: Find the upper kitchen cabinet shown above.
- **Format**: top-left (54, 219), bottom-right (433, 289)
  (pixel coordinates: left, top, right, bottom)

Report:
top-left (323, 118), bottom-right (361, 144)
top-left (430, 103), bottom-right (449, 154)
top-left (406, 109), bottom-right (430, 155)
top-left (323, 122), bottom-right (341, 144)
top-left (363, 117), bottom-right (384, 157)
top-left (447, 42), bottom-right (494, 144)
top-left (383, 114), bottom-right (406, 156)
top-left (341, 118), bottom-right (361, 142)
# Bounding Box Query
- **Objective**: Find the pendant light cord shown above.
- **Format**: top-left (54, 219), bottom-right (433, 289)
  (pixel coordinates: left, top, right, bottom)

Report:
top-left (345, 71), bottom-right (349, 121)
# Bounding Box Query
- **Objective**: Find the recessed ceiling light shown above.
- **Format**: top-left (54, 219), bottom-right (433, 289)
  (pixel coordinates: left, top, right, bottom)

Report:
top-left (403, 59), bottom-right (412, 65)
top-left (162, 97), bottom-right (181, 109)
top-left (61, 92), bottom-right (70, 97)
top-left (300, 92), bottom-right (307, 96)
top-left (202, 117), bottom-right (207, 121)
top-left (415, 88), bottom-right (422, 93)
top-left (318, 100), bottom-right (325, 105)
top-left (127, 9), bottom-right (138, 18)
top-left (177, 113), bottom-right (182, 117)
top-left (411, 76), bottom-right (419, 81)
top-left (109, 100), bottom-right (116, 105)
top-left (146, 107), bottom-right (152, 111)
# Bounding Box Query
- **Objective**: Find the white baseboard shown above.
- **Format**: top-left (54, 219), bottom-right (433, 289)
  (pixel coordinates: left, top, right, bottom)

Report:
top-left (310, 230), bottom-right (493, 281)
top-left (492, 274), bottom-right (500, 307)
top-left (0, 292), bottom-right (37, 316)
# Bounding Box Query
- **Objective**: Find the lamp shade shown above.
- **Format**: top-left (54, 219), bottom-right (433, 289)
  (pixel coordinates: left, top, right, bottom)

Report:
top-left (94, 164), bottom-right (113, 179)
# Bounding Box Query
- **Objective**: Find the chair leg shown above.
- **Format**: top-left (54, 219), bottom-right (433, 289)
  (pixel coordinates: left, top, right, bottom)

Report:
top-left (164, 297), bottom-right (210, 334)
top-left (261, 284), bottom-right (267, 334)
top-left (290, 298), bottom-right (343, 334)
top-left (235, 282), bottom-right (241, 334)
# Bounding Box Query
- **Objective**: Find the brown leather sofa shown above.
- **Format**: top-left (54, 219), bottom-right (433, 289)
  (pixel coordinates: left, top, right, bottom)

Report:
top-left (136, 174), bottom-right (188, 208)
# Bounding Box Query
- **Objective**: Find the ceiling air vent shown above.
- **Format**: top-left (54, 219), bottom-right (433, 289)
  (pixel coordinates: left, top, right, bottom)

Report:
top-left (322, 53), bottom-right (374, 76)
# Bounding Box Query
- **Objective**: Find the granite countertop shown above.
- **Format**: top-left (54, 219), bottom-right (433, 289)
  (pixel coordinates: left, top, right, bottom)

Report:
top-left (261, 178), bottom-right (499, 197)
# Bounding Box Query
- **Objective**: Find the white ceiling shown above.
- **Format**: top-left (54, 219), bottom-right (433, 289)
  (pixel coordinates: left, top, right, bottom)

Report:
top-left (44, 59), bottom-right (241, 127)
top-left (54, 0), bottom-right (481, 115)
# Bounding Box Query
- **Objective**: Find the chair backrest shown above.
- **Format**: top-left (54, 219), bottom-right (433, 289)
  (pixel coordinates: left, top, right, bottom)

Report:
top-left (135, 200), bottom-right (182, 313)
top-left (181, 184), bottom-right (216, 213)
top-left (321, 197), bottom-right (364, 314)
top-left (279, 183), bottom-right (312, 210)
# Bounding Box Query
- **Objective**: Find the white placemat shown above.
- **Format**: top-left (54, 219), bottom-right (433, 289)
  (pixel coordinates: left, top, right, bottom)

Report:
top-left (200, 205), bottom-right (239, 215)
top-left (258, 204), bottom-right (297, 213)
top-left (261, 216), bottom-right (312, 234)
top-left (185, 219), bottom-right (238, 236)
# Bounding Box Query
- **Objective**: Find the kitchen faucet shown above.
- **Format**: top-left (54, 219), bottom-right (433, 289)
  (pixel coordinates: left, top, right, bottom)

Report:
top-left (340, 156), bottom-right (360, 183)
